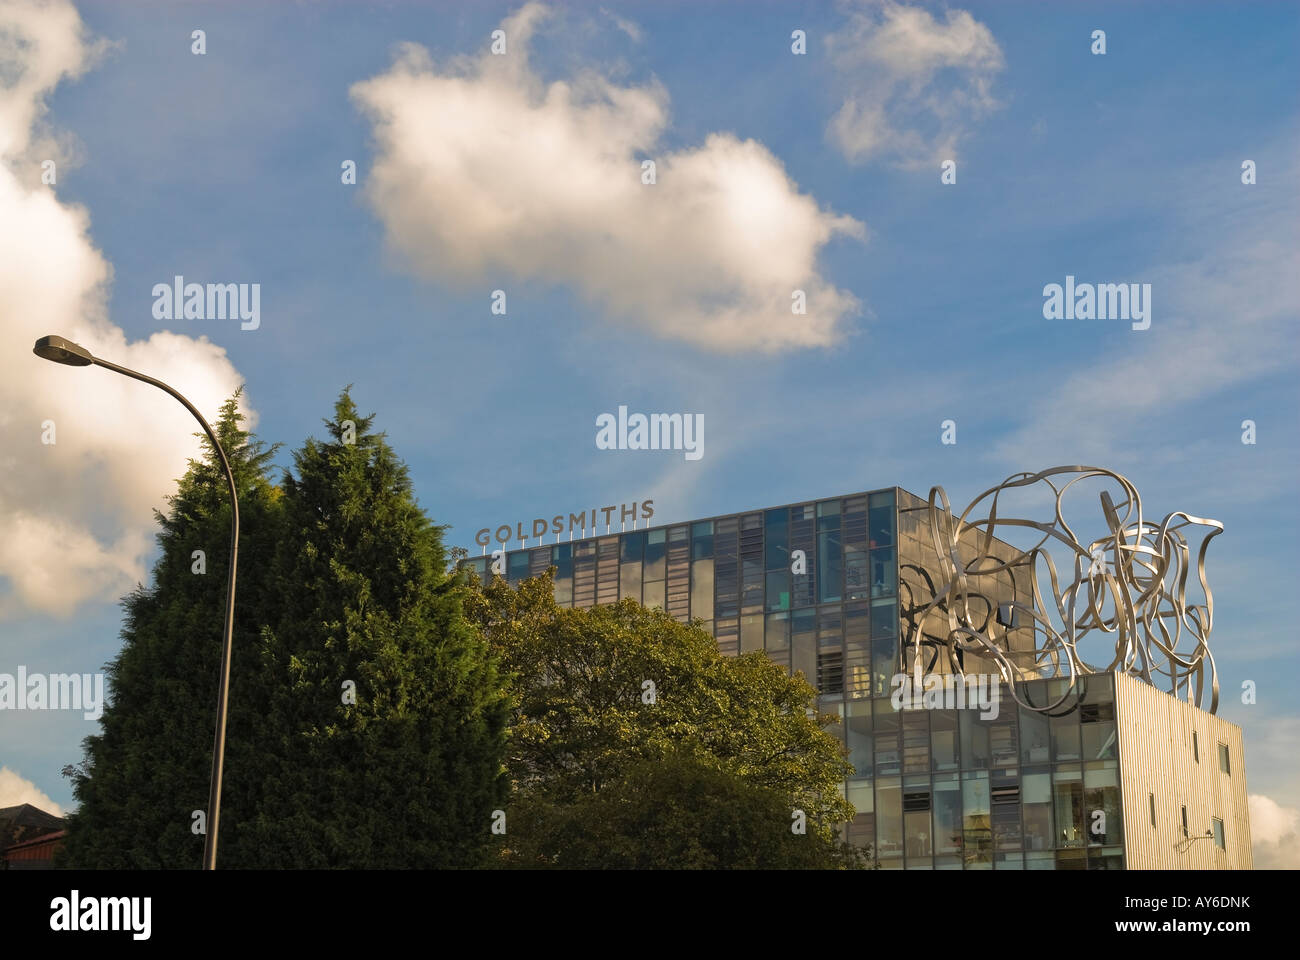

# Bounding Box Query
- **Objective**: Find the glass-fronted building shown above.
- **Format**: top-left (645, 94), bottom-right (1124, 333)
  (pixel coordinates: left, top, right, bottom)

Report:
top-left (462, 486), bottom-right (1251, 870)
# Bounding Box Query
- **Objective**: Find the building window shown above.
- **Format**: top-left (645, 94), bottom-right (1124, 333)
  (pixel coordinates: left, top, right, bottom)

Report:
top-left (817, 528), bottom-right (842, 604)
top-left (868, 491), bottom-right (895, 548)
top-left (1084, 765), bottom-right (1122, 846)
top-left (933, 777), bottom-right (962, 856)
top-left (1053, 769), bottom-right (1084, 848)
top-left (1218, 742), bottom-right (1231, 775)
top-left (507, 550), bottom-right (530, 584)
top-left (962, 775), bottom-right (993, 867)
top-left (764, 508), bottom-right (789, 571)
top-left (1212, 817), bottom-right (1225, 850)
top-left (691, 521), bottom-right (713, 559)
top-left (1192, 730), bottom-right (1199, 763)
top-left (645, 528), bottom-right (666, 581)
top-left (1149, 793), bottom-right (1156, 828)
top-left (1180, 805), bottom-right (1188, 839)
top-left (1022, 773), bottom-right (1053, 852)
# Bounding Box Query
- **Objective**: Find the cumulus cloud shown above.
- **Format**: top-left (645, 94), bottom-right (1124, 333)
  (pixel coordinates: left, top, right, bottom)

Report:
top-left (351, 2), bottom-right (863, 353)
top-left (826, 0), bottom-right (1004, 167)
top-left (0, 765), bottom-right (64, 814)
top-left (0, 0), bottom-right (252, 618)
top-left (1250, 794), bottom-right (1300, 869)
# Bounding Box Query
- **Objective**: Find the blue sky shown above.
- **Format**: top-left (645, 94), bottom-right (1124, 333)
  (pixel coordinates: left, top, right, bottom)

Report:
top-left (1, 0), bottom-right (1296, 864)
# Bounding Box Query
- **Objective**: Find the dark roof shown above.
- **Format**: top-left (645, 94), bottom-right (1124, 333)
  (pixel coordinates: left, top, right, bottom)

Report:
top-left (3, 829), bottom-right (67, 853)
top-left (0, 804), bottom-right (66, 846)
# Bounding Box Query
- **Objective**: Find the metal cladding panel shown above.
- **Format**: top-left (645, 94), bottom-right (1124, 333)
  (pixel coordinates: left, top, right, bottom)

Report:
top-left (1114, 671), bottom-right (1252, 869)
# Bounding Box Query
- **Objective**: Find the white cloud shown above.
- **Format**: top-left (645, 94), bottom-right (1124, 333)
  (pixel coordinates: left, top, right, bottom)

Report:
top-left (826, 0), bottom-right (1004, 167)
top-left (0, 765), bottom-right (64, 815)
top-left (1249, 794), bottom-right (1300, 869)
top-left (0, 0), bottom-right (253, 618)
top-left (600, 7), bottom-right (642, 44)
top-left (351, 2), bottom-right (863, 354)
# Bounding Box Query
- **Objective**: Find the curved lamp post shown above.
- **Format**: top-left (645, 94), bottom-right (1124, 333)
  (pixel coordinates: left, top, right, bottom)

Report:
top-left (34, 334), bottom-right (238, 871)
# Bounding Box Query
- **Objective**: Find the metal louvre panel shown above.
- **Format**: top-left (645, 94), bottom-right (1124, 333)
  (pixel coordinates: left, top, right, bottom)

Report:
top-left (573, 540), bottom-right (596, 608)
top-left (596, 537), bottom-right (619, 605)
top-left (740, 513), bottom-right (763, 612)
top-left (666, 526), bottom-right (690, 620)
top-left (714, 518), bottom-right (739, 619)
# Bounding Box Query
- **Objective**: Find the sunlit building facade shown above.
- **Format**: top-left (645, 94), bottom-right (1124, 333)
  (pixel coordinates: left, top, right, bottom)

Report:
top-left (462, 486), bottom-right (1251, 869)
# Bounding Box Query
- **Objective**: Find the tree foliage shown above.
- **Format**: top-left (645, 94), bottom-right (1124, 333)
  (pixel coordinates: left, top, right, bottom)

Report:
top-left (61, 394), bottom-right (282, 868)
top-left (500, 752), bottom-right (868, 869)
top-left (464, 573), bottom-right (862, 867)
top-left (236, 390), bottom-right (508, 867)
top-left (63, 390), bottom-right (509, 868)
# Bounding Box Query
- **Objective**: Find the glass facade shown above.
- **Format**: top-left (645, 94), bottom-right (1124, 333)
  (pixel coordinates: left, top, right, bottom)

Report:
top-left (462, 486), bottom-right (1128, 869)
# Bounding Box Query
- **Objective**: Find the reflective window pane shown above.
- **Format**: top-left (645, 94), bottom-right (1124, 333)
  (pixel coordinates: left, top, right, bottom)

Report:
top-left (1051, 715), bottom-right (1081, 762)
top-left (691, 521), bottom-right (713, 559)
top-left (507, 551), bottom-right (529, 583)
top-left (792, 608), bottom-right (816, 687)
top-left (1022, 772), bottom-right (1054, 851)
top-left (933, 777), bottom-right (962, 855)
top-left (690, 559), bottom-right (713, 622)
top-left (1053, 768), bottom-right (1084, 848)
top-left (931, 710), bottom-right (959, 771)
top-left (765, 508), bottom-right (789, 570)
top-left (552, 544), bottom-right (573, 605)
top-left (962, 775), bottom-right (992, 868)
top-left (1020, 704), bottom-right (1051, 765)
top-left (818, 529), bottom-right (842, 603)
top-left (1083, 763), bottom-right (1122, 846)
top-left (871, 547), bottom-right (897, 598)
top-left (643, 579), bottom-right (665, 611)
top-left (621, 531), bottom-right (646, 563)
top-left (871, 598), bottom-right (897, 639)
top-left (644, 528), bottom-right (666, 581)
top-left (1081, 720), bottom-right (1117, 760)
top-left (960, 710), bottom-right (991, 769)
top-left (765, 612), bottom-right (790, 654)
top-left (876, 779), bottom-right (903, 860)
top-left (620, 558), bottom-right (642, 603)
top-left (765, 570), bottom-right (790, 611)
top-left (846, 700), bottom-right (872, 778)
top-left (869, 492), bottom-right (896, 548)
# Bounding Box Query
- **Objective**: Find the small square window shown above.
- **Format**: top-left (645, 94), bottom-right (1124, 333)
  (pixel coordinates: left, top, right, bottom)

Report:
top-left (1218, 742), bottom-right (1231, 775)
top-left (1212, 818), bottom-right (1225, 850)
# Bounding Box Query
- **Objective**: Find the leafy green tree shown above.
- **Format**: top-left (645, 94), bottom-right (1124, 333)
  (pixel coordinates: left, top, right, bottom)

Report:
top-left (465, 573), bottom-right (859, 866)
top-left (61, 393), bottom-right (283, 868)
top-left (499, 752), bottom-right (867, 869)
top-left (238, 390), bottom-right (509, 867)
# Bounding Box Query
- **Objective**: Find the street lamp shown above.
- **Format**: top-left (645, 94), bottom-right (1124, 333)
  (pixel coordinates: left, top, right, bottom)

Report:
top-left (33, 334), bottom-right (239, 871)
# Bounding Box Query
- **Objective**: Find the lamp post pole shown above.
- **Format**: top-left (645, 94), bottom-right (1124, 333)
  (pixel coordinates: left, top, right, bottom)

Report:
top-left (33, 335), bottom-right (238, 870)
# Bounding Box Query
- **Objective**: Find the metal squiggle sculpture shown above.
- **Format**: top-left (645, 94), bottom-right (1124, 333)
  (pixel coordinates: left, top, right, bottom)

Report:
top-left (900, 466), bottom-right (1222, 715)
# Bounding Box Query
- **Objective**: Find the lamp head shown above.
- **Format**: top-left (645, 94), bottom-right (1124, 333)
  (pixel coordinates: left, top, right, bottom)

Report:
top-left (33, 335), bottom-right (94, 366)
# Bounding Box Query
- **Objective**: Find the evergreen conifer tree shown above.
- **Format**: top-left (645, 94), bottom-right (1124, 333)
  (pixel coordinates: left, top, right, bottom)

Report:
top-left (61, 393), bottom-right (282, 868)
top-left (240, 390), bottom-right (508, 867)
